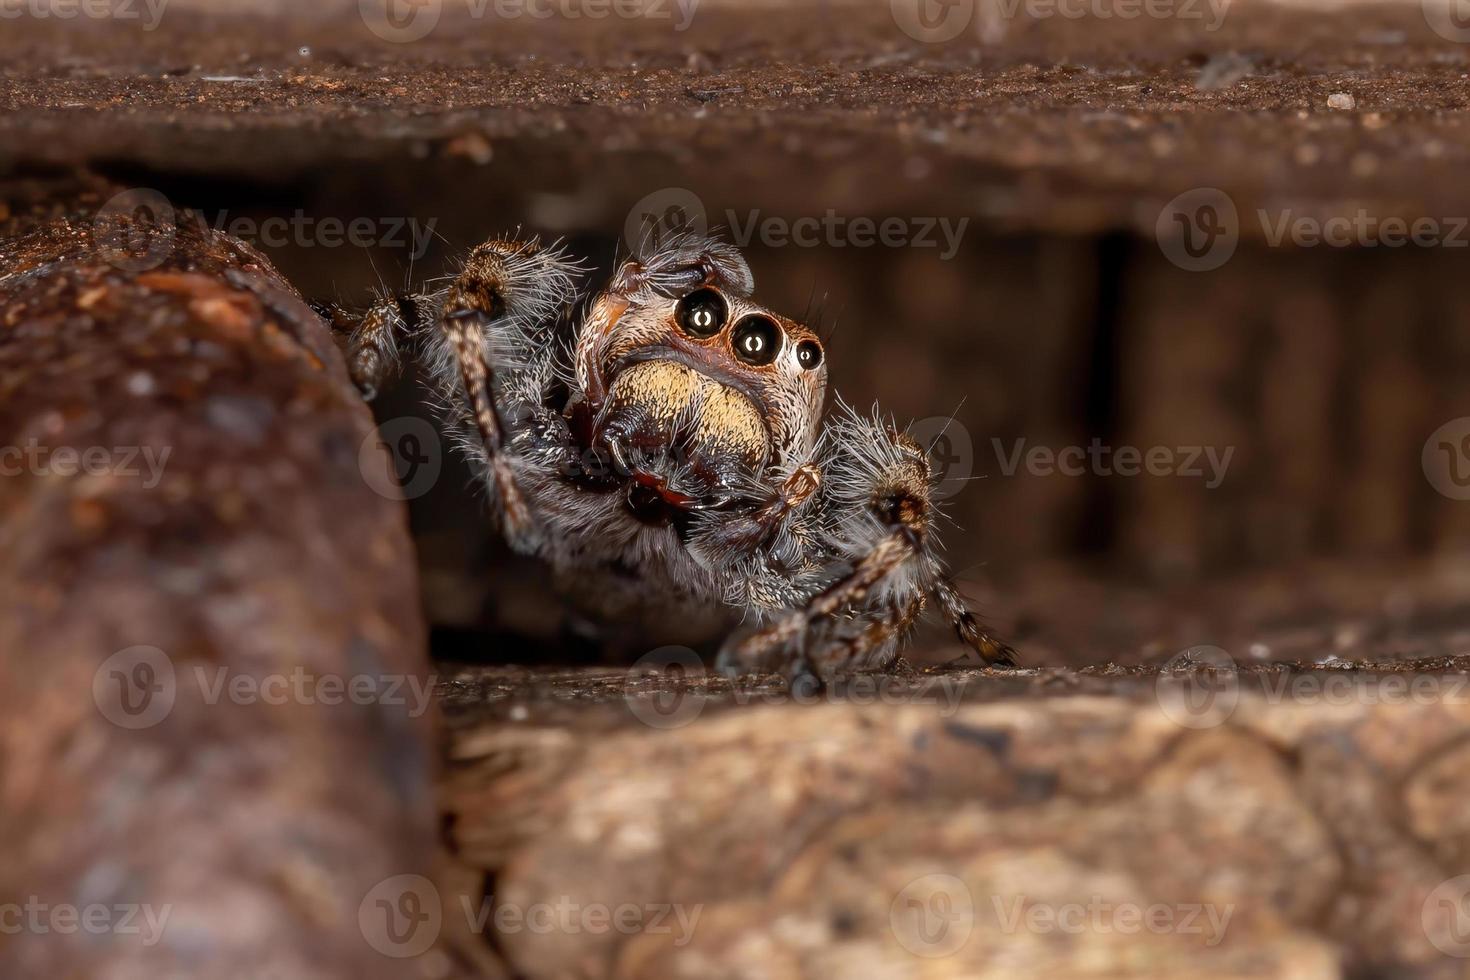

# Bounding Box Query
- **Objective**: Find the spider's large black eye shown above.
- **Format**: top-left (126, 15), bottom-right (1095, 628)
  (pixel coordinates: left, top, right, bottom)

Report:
top-left (731, 315), bottom-right (781, 366)
top-left (796, 340), bottom-right (823, 371)
top-left (675, 288), bottom-right (727, 338)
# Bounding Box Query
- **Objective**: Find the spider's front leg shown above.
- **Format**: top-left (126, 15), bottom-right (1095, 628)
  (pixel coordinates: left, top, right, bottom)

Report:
top-left (315, 287), bottom-right (437, 402)
top-left (426, 238), bottom-right (583, 546)
top-left (328, 239), bottom-right (581, 543)
top-left (718, 405), bottom-right (1017, 678)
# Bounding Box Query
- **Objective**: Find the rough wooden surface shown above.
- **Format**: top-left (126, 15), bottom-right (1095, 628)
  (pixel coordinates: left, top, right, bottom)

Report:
top-left (426, 558), bottom-right (1470, 978)
top-left (437, 654), bottom-right (1470, 979)
top-left (0, 187), bottom-right (439, 979)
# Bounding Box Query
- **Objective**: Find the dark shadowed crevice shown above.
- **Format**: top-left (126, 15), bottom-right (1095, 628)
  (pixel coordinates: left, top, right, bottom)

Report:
top-left (1073, 230), bottom-right (1130, 557)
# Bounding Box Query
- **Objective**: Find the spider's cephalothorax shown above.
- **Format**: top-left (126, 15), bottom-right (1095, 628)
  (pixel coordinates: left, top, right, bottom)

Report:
top-left (336, 232), bottom-right (1015, 676)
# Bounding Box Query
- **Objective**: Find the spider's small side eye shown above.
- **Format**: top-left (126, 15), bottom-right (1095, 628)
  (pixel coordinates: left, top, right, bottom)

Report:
top-left (796, 340), bottom-right (823, 371)
top-left (732, 315), bottom-right (781, 366)
top-left (675, 288), bottom-right (727, 338)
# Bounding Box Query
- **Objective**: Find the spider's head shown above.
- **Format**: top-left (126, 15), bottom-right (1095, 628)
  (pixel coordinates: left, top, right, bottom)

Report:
top-left (576, 250), bottom-right (827, 507)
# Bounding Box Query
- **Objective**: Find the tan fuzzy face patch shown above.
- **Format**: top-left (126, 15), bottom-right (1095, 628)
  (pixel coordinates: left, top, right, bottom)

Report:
top-left (608, 359), bottom-right (702, 426)
top-left (698, 382), bottom-right (767, 462)
top-left (608, 360), bottom-right (769, 465)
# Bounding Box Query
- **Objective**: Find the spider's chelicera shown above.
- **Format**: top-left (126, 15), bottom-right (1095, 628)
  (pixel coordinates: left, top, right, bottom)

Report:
top-left (335, 232), bottom-right (1016, 676)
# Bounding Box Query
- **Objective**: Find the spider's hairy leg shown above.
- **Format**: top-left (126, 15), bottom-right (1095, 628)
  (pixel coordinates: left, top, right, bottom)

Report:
top-left (319, 294), bottom-right (425, 401)
top-left (688, 462), bottom-right (821, 561)
top-left (719, 404), bottom-right (1017, 677)
top-left (719, 529), bottom-right (923, 677)
top-left (933, 578), bottom-right (1018, 668)
top-left (806, 594), bottom-right (927, 677)
top-left (432, 237), bottom-right (583, 546)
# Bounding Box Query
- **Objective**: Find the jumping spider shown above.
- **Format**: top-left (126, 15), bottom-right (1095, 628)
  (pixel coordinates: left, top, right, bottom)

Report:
top-left (330, 232), bottom-right (1016, 677)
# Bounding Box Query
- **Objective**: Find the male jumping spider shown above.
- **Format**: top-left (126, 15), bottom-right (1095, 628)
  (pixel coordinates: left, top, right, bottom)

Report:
top-left (332, 232), bottom-right (1015, 677)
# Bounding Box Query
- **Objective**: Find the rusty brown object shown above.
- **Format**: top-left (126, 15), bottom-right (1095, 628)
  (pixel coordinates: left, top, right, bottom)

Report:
top-left (0, 186), bottom-right (440, 978)
top-left (439, 656), bottom-right (1470, 979)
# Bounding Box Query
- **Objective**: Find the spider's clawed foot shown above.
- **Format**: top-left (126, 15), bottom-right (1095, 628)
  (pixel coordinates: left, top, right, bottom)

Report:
top-left (716, 595), bottom-right (1020, 683)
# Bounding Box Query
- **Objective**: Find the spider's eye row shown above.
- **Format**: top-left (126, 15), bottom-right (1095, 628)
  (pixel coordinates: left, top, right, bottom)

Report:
top-left (732, 315), bottom-right (781, 366)
top-left (675, 288), bottom-right (727, 338)
top-left (796, 340), bottom-right (823, 371)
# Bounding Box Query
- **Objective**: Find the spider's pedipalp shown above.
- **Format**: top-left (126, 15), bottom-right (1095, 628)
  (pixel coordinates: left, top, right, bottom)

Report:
top-left (623, 228), bottom-right (755, 298)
